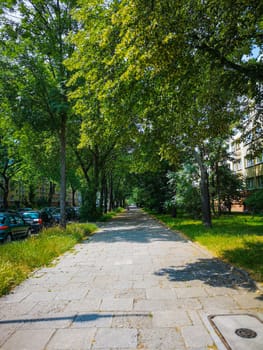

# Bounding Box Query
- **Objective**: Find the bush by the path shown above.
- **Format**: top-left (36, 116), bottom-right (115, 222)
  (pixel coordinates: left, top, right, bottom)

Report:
top-left (0, 223), bottom-right (97, 297)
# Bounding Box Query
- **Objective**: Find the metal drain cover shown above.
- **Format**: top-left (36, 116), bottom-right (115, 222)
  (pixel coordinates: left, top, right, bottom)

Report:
top-left (209, 314), bottom-right (263, 350)
top-left (235, 328), bottom-right (257, 339)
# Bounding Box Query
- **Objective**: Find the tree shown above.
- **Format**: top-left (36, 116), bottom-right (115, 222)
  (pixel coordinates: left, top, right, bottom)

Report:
top-left (166, 164), bottom-right (202, 219)
top-left (244, 189), bottom-right (263, 213)
top-left (107, 0), bottom-right (261, 225)
top-left (65, 0), bottom-right (140, 218)
top-left (0, 0), bottom-right (78, 227)
top-left (0, 118), bottom-right (24, 209)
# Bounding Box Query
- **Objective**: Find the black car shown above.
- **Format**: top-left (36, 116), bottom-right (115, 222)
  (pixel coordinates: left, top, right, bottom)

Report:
top-left (0, 212), bottom-right (32, 243)
top-left (21, 210), bottom-right (54, 233)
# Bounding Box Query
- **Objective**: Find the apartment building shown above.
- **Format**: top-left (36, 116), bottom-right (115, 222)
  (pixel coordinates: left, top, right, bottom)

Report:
top-left (0, 178), bottom-right (80, 209)
top-left (229, 131), bottom-right (263, 191)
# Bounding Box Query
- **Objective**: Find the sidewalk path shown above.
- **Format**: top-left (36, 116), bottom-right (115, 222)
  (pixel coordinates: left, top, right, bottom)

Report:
top-left (0, 208), bottom-right (262, 349)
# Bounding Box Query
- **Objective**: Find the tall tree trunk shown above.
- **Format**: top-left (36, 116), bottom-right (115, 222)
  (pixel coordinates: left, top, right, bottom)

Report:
top-left (2, 176), bottom-right (9, 210)
top-left (71, 185), bottom-right (76, 207)
top-left (48, 182), bottom-right (56, 206)
top-left (215, 163), bottom-right (222, 215)
top-left (194, 148), bottom-right (212, 228)
top-left (100, 172), bottom-right (108, 213)
top-left (109, 173), bottom-right (114, 211)
top-left (60, 114), bottom-right (67, 228)
top-left (104, 179), bottom-right (108, 213)
top-left (100, 181), bottom-right (104, 213)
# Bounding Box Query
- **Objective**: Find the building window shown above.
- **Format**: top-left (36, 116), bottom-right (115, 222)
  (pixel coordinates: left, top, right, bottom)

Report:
top-left (255, 152), bottom-right (263, 164)
top-left (233, 159), bottom-right (242, 171)
top-left (245, 157), bottom-right (254, 167)
top-left (257, 176), bottom-right (263, 188)
top-left (231, 140), bottom-right (241, 152)
top-left (244, 132), bottom-right (252, 145)
top-left (246, 178), bottom-right (254, 189)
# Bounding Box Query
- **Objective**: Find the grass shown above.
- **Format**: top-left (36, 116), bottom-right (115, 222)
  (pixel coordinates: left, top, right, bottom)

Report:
top-left (154, 213), bottom-right (263, 283)
top-left (0, 222), bottom-right (97, 297)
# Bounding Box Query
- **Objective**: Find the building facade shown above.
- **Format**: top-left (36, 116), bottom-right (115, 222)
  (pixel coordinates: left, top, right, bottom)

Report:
top-left (229, 130), bottom-right (263, 193)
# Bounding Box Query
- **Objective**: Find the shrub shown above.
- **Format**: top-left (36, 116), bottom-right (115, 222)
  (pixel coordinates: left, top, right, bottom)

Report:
top-left (244, 190), bottom-right (263, 213)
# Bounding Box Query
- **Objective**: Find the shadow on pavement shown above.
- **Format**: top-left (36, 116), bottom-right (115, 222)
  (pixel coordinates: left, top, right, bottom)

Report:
top-left (154, 258), bottom-right (258, 291)
top-left (0, 312), bottom-right (150, 325)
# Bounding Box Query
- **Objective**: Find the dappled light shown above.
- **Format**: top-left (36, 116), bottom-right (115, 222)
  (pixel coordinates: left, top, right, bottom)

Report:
top-left (154, 258), bottom-right (257, 291)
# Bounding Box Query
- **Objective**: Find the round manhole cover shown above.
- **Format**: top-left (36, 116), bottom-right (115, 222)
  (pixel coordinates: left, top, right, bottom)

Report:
top-left (235, 328), bottom-right (257, 339)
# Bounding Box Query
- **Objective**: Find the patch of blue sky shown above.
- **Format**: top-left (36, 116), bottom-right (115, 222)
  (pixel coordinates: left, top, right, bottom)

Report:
top-left (242, 45), bottom-right (262, 62)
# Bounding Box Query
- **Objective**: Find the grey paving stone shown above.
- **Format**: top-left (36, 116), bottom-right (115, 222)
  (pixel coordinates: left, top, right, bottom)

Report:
top-left (1, 329), bottom-right (55, 350)
top-left (64, 298), bottom-right (101, 312)
top-left (114, 288), bottom-right (146, 299)
top-left (152, 310), bottom-right (191, 327)
top-left (175, 286), bottom-right (208, 298)
top-left (199, 295), bottom-right (240, 312)
top-left (93, 328), bottom-right (137, 349)
top-left (111, 312), bottom-right (153, 328)
top-left (233, 292), bottom-right (263, 309)
top-left (133, 298), bottom-right (201, 312)
top-left (45, 328), bottom-right (96, 350)
top-left (0, 324), bottom-right (22, 347)
top-left (23, 291), bottom-right (58, 302)
top-left (100, 298), bottom-right (133, 312)
top-left (146, 287), bottom-right (177, 299)
top-left (30, 300), bottom-right (69, 316)
top-left (181, 324), bottom-right (215, 348)
top-left (138, 328), bottom-right (185, 350)
top-left (0, 301), bottom-right (36, 318)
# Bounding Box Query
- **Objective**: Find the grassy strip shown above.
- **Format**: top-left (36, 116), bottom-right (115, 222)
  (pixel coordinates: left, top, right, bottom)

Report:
top-left (0, 223), bottom-right (97, 297)
top-left (154, 213), bottom-right (263, 283)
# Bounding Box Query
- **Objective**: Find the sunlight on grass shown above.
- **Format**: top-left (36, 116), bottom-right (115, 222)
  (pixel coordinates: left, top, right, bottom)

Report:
top-left (0, 223), bottom-right (97, 297)
top-left (155, 213), bottom-right (263, 282)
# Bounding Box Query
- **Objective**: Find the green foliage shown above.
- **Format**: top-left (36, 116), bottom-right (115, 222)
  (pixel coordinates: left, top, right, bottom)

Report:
top-left (244, 190), bottom-right (263, 213)
top-left (132, 165), bottom-right (171, 213)
top-left (166, 165), bottom-right (202, 219)
top-left (0, 222), bottom-right (97, 296)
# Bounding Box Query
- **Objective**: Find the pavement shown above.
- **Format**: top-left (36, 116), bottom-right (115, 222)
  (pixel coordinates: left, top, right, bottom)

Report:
top-left (0, 207), bottom-right (262, 350)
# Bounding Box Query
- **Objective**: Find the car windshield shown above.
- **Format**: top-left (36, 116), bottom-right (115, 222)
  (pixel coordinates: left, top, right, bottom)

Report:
top-left (22, 212), bottom-right (39, 219)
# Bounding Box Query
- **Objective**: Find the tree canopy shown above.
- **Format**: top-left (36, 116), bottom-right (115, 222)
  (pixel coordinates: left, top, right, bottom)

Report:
top-left (1, 0), bottom-right (261, 223)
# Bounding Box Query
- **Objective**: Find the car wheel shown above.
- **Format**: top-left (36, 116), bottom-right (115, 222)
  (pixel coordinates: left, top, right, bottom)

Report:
top-left (5, 233), bottom-right (12, 243)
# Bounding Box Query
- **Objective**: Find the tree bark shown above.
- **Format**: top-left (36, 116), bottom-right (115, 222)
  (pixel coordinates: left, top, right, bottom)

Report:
top-left (194, 148), bottom-right (212, 228)
top-left (60, 114), bottom-right (67, 228)
top-left (48, 182), bottom-right (56, 206)
top-left (2, 176), bottom-right (9, 210)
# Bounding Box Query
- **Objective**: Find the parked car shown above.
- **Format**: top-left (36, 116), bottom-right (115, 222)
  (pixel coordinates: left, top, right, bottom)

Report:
top-left (0, 212), bottom-right (32, 243)
top-left (66, 207), bottom-right (77, 220)
top-left (18, 207), bottom-right (33, 214)
top-left (51, 208), bottom-right (61, 224)
top-left (73, 206), bottom-right (80, 220)
top-left (21, 210), bottom-right (54, 233)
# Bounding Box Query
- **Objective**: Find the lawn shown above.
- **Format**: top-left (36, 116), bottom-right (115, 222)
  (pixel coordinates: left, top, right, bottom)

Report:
top-left (154, 213), bottom-right (263, 283)
top-left (0, 223), bottom-right (97, 297)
